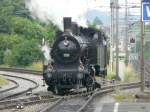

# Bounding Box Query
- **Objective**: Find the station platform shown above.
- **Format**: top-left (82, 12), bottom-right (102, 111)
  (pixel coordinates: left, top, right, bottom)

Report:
top-left (101, 102), bottom-right (150, 112)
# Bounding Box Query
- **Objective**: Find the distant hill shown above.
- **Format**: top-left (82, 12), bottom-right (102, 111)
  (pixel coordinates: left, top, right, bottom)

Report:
top-left (85, 10), bottom-right (111, 26)
top-left (85, 9), bottom-right (137, 27)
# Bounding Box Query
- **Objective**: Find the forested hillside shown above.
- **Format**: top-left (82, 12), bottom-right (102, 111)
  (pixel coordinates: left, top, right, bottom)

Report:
top-left (0, 0), bottom-right (58, 66)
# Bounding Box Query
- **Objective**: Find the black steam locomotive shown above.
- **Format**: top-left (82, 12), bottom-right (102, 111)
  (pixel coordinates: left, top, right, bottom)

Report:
top-left (43, 17), bottom-right (109, 94)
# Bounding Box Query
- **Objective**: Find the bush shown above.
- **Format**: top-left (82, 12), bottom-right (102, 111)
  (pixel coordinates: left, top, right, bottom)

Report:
top-left (0, 0), bottom-right (58, 67)
top-left (10, 39), bottom-right (43, 66)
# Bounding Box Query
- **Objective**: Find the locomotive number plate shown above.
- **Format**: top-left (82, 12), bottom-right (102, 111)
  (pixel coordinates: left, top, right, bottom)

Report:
top-left (63, 53), bottom-right (70, 57)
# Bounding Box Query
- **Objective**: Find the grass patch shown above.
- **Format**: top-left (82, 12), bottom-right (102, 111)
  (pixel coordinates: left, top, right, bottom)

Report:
top-left (113, 87), bottom-right (136, 102)
top-left (0, 64), bottom-right (10, 68)
top-left (25, 61), bottom-right (43, 71)
top-left (0, 61), bottom-right (43, 71)
top-left (0, 75), bottom-right (9, 86)
top-left (123, 64), bottom-right (139, 82)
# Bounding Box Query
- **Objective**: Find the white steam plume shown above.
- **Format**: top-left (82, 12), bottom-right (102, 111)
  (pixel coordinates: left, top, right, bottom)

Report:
top-left (41, 44), bottom-right (51, 61)
top-left (25, 0), bottom-right (92, 29)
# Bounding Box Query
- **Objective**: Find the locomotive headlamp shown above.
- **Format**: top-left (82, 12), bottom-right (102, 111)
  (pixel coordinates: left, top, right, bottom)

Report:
top-left (64, 40), bottom-right (69, 46)
top-left (64, 37), bottom-right (69, 47)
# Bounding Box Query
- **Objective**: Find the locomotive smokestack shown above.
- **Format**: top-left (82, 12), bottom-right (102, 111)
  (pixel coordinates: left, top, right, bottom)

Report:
top-left (63, 17), bottom-right (72, 32)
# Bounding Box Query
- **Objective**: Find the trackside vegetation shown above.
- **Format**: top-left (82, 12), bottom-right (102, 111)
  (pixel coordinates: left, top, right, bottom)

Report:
top-left (0, 75), bottom-right (9, 86)
top-left (123, 64), bottom-right (139, 82)
top-left (113, 87), bottom-right (136, 102)
top-left (107, 66), bottom-right (115, 80)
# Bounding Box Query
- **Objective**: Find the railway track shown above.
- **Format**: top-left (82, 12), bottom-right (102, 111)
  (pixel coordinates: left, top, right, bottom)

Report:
top-left (0, 68), bottom-right (141, 112)
top-left (0, 67), bottom-right (41, 75)
top-left (0, 79), bottom-right (19, 93)
top-left (78, 82), bottom-right (141, 112)
top-left (0, 94), bottom-right (59, 110)
top-left (0, 74), bottom-right (39, 101)
top-left (38, 82), bottom-right (141, 112)
top-left (0, 68), bottom-right (48, 96)
top-left (39, 93), bottom-right (93, 112)
top-left (0, 80), bottom-right (141, 111)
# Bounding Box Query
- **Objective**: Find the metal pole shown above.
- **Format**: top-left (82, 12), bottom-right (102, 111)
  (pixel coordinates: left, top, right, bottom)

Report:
top-left (125, 0), bottom-right (128, 66)
top-left (140, 1), bottom-right (145, 92)
top-left (110, 0), bottom-right (114, 71)
top-left (115, 0), bottom-right (120, 80)
top-left (112, 0), bottom-right (115, 71)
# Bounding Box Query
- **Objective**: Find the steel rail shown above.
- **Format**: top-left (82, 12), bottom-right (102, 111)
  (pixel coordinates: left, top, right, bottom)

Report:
top-left (0, 74), bottom-right (39, 101)
top-left (0, 82), bottom-right (141, 111)
top-left (0, 79), bottom-right (19, 93)
top-left (0, 68), bottom-right (142, 112)
top-left (0, 95), bottom-right (60, 110)
top-left (39, 82), bottom-right (141, 112)
top-left (0, 67), bottom-right (42, 75)
top-left (38, 98), bottom-right (63, 112)
top-left (77, 82), bottom-right (141, 112)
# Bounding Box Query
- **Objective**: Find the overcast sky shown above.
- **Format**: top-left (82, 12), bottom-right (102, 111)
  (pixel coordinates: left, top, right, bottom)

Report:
top-left (26, 0), bottom-right (141, 27)
top-left (89, 0), bottom-right (140, 11)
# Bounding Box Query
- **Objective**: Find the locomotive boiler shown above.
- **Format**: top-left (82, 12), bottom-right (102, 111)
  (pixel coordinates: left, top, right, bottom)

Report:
top-left (43, 17), bottom-right (109, 94)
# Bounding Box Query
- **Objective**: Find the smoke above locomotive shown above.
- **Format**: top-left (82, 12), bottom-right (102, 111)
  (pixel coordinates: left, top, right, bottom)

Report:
top-left (43, 17), bottom-right (109, 94)
top-left (25, 0), bottom-right (89, 29)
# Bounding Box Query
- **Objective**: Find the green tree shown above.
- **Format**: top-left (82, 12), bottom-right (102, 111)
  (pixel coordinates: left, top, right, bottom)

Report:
top-left (0, 50), bottom-right (4, 64)
top-left (0, 0), bottom-right (58, 66)
top-left (0, 34), bottom-right (24, 64)
top-left (0, 33), bottom-right (23, 50)
top-left (3, 49), bottom-right (13, 65)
